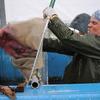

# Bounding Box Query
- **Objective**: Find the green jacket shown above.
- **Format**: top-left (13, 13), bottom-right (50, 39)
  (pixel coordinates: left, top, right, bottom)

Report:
top-left (44, 17), bottom-right (100, 83)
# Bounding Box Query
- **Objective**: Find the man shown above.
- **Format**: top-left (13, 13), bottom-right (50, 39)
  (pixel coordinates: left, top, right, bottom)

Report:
top-left (43, 13), bottom-right (90, 83)
top-left (43, 8), bottom-right (100, 83)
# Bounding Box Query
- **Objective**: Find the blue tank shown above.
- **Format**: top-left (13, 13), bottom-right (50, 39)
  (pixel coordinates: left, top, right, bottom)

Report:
top-left (48, 52), bottom-right (72, 77)
top-left (0, 48), bottom-right (24, 85)
top-left (0, 48), bottom-right (72, 85)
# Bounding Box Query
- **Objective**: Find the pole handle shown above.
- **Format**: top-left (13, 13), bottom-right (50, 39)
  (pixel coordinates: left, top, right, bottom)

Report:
top-left (49, 0), bottom-right (56, 8)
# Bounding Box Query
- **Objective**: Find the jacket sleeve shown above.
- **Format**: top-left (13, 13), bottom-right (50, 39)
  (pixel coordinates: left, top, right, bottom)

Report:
top-left (48, 17), bottom-right (100, 59)
top-left (43, 38), bottom-right (75, 56)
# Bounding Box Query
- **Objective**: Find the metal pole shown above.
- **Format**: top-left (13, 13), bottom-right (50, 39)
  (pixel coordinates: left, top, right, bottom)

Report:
top-left (29, 0), bottom-right (56, 85)
top-left (0, 0), bottom-right (6, 28)
top-left (49, 0), bottom-right (56, 8)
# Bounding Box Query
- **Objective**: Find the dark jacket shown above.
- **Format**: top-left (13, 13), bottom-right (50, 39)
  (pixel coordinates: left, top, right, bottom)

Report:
top-left (43, 17), bottom-right (100, 83)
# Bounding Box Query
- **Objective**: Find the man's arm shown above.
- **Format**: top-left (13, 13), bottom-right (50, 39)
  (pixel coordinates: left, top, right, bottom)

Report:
top-left (43, 38), bottom-right (75, 55)
top-left (48, 17), bottom-right (100, 59)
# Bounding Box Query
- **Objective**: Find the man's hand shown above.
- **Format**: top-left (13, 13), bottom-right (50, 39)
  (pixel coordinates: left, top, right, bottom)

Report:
top-left (43, 7), bottom-right (57, 19)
